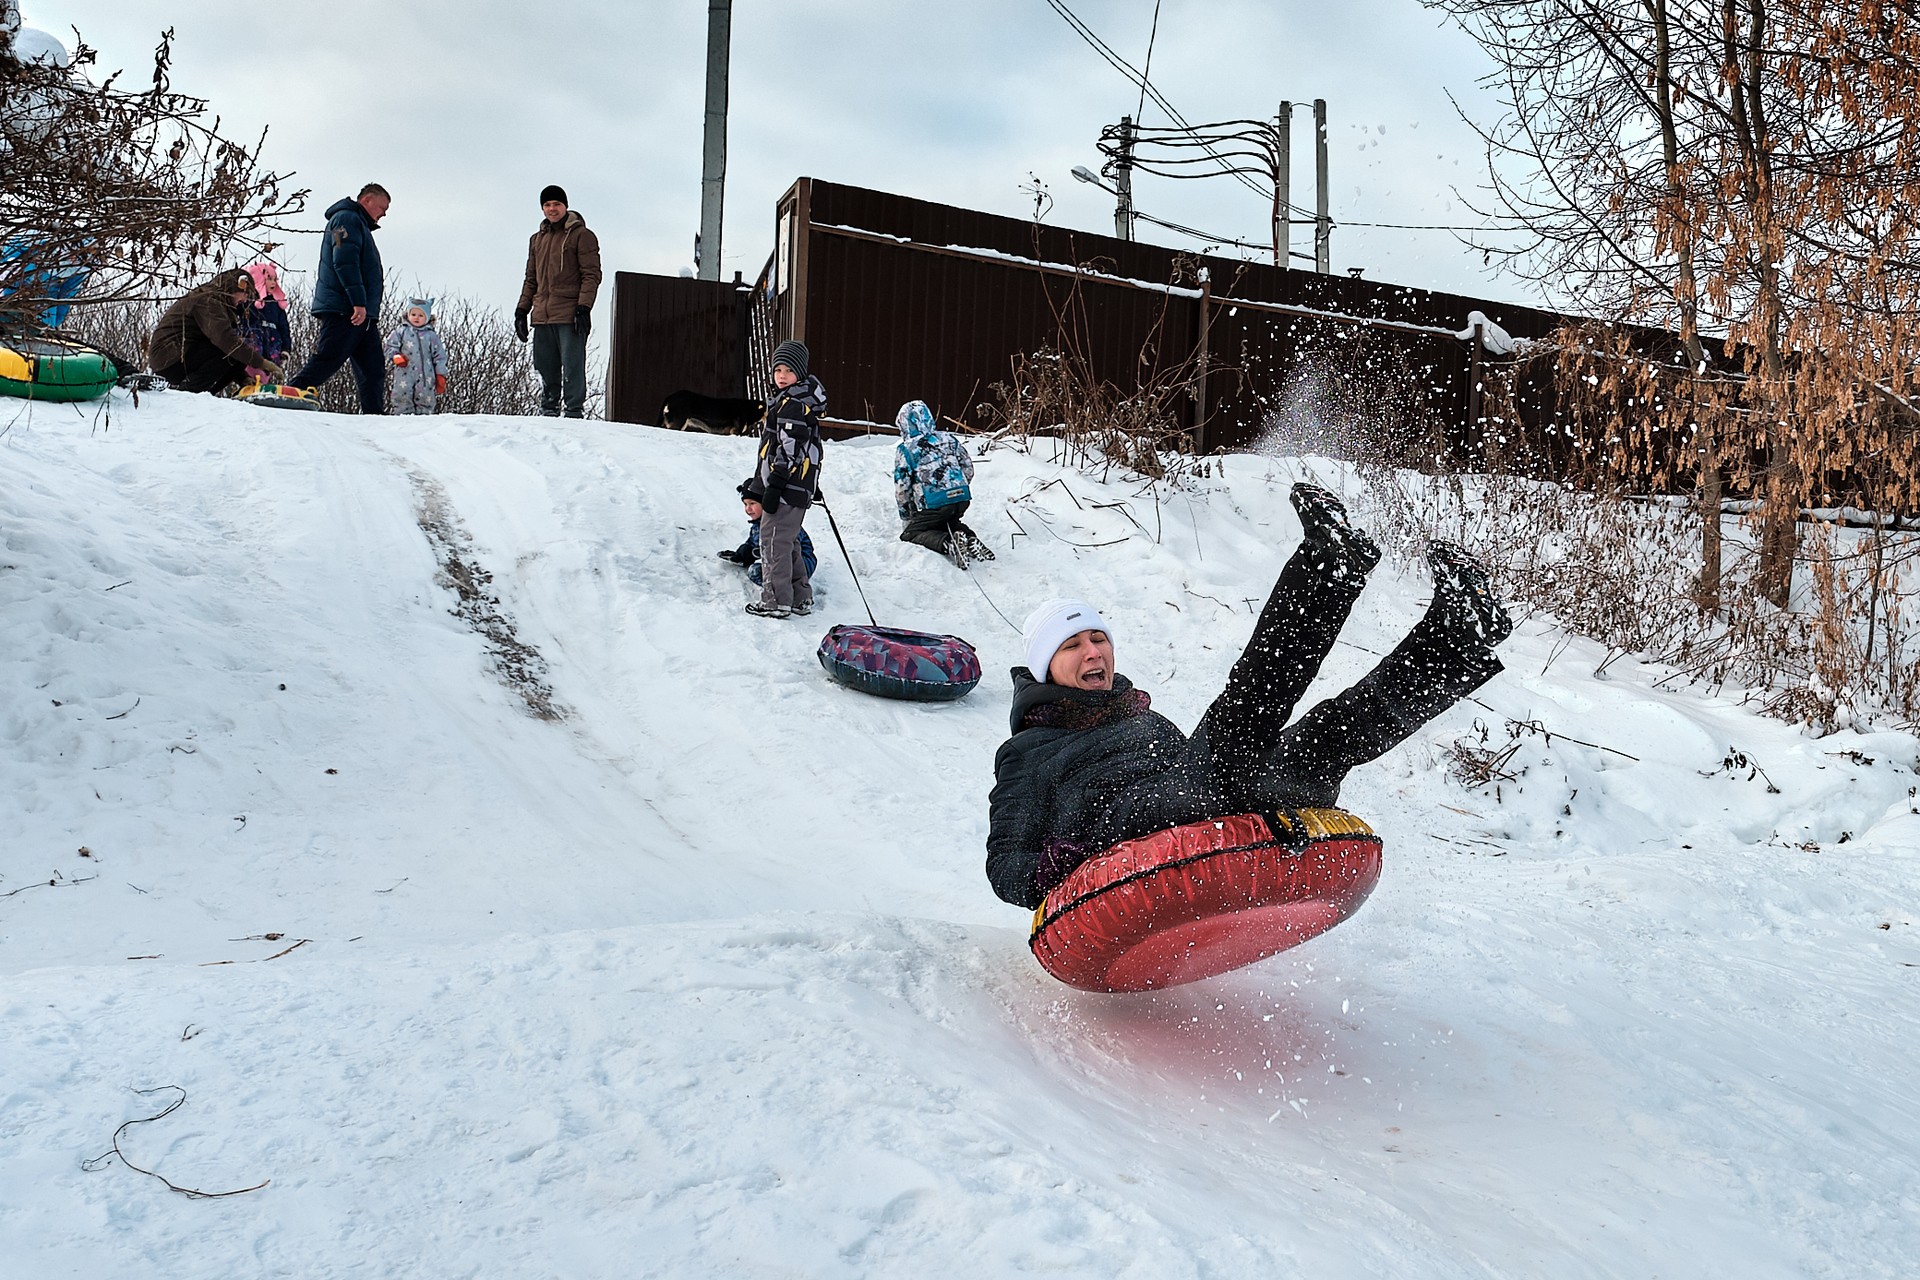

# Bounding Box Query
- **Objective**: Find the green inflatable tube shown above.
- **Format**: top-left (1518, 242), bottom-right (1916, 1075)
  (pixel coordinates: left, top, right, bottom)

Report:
top-left (0, 337), bottom-right (118, 402)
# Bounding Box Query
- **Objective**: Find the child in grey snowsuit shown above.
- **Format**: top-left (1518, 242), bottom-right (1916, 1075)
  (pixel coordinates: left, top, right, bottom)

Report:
top-left (384, 297), bottom-right (449, 415)
top-left (894, 399), bottom-right (992, 568)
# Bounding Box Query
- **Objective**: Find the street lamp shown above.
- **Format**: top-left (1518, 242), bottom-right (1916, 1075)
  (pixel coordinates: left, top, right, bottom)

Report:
top-left (1072, 164), bottom-right (1134, 240)
top-left (1075, 164), bottom-right (1128, 241)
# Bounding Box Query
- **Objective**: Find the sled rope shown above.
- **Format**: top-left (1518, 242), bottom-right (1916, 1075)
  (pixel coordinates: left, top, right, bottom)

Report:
top-left (815, 499), bottom-right (878, 627)
top-left (968, 565), bottom-right (1021, 633)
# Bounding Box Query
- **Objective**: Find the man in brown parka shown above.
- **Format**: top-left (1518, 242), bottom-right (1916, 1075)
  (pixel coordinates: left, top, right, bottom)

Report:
top-left (147, 267), bottom-right (284, 393)
top-left (513, 184), bottom-right (601, 418)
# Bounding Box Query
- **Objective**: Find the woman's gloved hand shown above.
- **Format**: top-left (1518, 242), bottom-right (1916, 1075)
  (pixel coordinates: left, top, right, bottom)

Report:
top-left (1034, 837), bottom-right (1088, 897)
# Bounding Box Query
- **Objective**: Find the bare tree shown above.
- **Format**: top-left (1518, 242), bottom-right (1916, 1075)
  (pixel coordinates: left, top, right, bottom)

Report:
top-left (1429, 0), bottom-right (1920, 607)
top-left (0, 8), bottom-right (304, 334)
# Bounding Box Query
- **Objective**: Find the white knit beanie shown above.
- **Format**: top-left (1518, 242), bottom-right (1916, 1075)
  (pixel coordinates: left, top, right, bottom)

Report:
top-left (1022, 599), bottom-right (1110, 683)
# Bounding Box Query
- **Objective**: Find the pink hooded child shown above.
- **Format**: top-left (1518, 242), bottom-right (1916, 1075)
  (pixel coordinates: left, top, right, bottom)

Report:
top-left (238, 262), bottom-right (293, 380)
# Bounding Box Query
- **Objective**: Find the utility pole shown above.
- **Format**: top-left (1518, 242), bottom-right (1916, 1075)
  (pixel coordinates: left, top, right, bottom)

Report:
top-left (1313, 97), bottom-right (1331, 274)
top-left (1193, 266), bottom-right (1212, 452)
top-left (696, 0), bottom-right (731, 281)
top-left (1273, 101), bottom-right (1292, 268)
top-left (1112, 114), bottom-right (1136, 241)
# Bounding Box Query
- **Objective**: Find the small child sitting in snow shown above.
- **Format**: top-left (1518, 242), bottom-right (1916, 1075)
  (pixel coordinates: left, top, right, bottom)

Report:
top-left (383, 296), bottom-right (450, 415)
top-left (719, 480), bottom-right (817, 587)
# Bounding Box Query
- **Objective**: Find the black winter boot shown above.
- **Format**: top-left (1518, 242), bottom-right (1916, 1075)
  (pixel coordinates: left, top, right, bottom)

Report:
top-left (1290, 482), bottom-right (1382, 578)
top-left (1426, 541), bottom-right (1513, 647)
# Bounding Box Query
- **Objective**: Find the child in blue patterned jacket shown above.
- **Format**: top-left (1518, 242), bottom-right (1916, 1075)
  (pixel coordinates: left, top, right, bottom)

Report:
top-left (894, 399), bottom-right (992, 568)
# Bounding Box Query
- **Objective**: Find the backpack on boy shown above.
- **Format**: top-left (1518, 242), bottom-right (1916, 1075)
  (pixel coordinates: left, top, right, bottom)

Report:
top-left (893, 400), bottom-right (972, 516)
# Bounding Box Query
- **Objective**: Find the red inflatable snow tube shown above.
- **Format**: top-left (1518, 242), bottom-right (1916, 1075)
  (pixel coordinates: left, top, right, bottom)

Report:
top-left (1030, 808), bottom-right (1383, 992)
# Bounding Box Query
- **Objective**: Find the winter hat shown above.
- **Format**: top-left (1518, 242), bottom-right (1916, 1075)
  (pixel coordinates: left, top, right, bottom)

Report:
top-left (242, 262), bottom-right (285, 309)
top-left (405, 295), bottom-right (435, 319)
top-left (211, 267), bottom-right (256, 299)
top-left (1022, 599), bottom-right (1111, 683)
top-left (539, 184), bottom-right (568, 207)
top-left (770, 339), bottom-right (809, 380)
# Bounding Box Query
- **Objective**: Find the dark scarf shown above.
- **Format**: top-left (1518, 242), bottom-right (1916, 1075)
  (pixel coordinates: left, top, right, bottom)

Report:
top-left (1018, 677), bottom-right (1152, 732)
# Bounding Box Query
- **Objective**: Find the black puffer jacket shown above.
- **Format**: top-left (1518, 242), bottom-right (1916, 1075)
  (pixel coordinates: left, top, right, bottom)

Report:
top-left (755, 375), bottom-right (826, 509)
top-left (985, 668), bottom-right (1224, 908)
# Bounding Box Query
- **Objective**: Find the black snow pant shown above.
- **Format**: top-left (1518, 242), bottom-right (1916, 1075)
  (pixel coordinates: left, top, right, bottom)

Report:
top-left (1090, 537), bottom-right (1502, 849)
top-left (153, 334), bottom-right (250, 395)
top-left (291, 313), bottom-right (386, 414)
top-left (899, 501), bottom-right (980, 555)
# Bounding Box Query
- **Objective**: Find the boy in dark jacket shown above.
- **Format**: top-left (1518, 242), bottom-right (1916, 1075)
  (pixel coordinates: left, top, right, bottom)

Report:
top-left (746, 340), bottom-right (827, 618)
top-left (719, 481), bottom-right (818, 585)
top-left (986, 483), bottom-right (1512, 909)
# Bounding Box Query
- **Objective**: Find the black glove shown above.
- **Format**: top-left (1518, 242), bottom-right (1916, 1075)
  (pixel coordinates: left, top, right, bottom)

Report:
top-left (760, 487), bottom-right (783, 515)
top-left (513, 308), bottom-right (530, 343)
top-left (1035, 837), bottom-right (1088, 897)
top-left (573, 305), bottom-right (591, 337)
top-left (718, 548), bottom-right (746, 563)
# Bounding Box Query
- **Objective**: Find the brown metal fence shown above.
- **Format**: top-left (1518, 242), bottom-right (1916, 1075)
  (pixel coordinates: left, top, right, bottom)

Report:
top-left (611, 177), bottom-right (1567, 460)
top-left (606, 272), bottom-right (752, 427)
top-left (771, 179), bottom-right (1565, 457)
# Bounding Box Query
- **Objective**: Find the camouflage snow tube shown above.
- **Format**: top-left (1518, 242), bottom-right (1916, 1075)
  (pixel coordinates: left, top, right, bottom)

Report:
top-left (817, 624), bottom-right (982, 702)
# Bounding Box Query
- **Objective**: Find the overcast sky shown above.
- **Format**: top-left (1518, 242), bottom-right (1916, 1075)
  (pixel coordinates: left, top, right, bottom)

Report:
top-left (24, 1), bottom-right (1525, 313)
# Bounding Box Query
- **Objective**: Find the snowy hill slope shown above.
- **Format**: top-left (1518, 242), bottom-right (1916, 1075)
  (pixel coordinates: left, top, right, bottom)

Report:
top-left (3, 392), bottom-right (1918, 1277)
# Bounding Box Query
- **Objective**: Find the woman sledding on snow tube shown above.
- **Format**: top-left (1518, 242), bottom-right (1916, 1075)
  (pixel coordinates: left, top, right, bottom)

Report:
top-left (985, 482), bottom-right (1513, 912)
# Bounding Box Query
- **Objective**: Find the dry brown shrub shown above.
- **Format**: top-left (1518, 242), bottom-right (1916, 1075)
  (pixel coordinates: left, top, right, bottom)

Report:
top-left (1359, 457), bottom-right (1920, 733)
top-left (972, 255), bottom-right (1223, 486)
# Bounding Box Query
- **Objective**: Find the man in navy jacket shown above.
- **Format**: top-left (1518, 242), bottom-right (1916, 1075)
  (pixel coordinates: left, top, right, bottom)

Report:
top-left (290, 183), bottom-right (390, 413)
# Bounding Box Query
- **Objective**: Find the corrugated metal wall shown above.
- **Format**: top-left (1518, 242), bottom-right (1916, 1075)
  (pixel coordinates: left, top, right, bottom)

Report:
top-left (610, 178), bottom-right (1571, 465)
top-left (606, 273), bottom-right (750, 426)
top-left (778, 178), bottom-right (1561, 456)
top-left (799, 226), bottom-right (1196, 429)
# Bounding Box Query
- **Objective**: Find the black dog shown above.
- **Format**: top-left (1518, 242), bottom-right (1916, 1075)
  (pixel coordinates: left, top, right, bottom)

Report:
top-left (661, 390), bottom-right (764, 434)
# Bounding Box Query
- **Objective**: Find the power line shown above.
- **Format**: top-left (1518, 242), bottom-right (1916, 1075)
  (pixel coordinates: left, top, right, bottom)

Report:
top-left (1132, 209), bottom-right (1317, 260)
top-left (1041, 2), bottom-right (1488, 252)
top-left (1041, 0), bottom-right (1269, 201)
top-left (1135, 0), bottom-right (1162, 125)
top-left (1337, 218), bottom-right (1488, 231)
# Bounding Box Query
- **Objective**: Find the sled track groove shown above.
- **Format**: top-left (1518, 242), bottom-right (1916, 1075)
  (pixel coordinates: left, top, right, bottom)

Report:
top-left (408, 470), bottom-right (565, 721)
